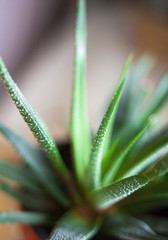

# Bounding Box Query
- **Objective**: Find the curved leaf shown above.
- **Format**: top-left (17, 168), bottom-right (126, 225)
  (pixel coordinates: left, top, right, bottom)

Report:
top-left (71, 0), bottom-right (91, 182)
top-left (87, 56), bottom-right (132, 190)
top-left (91, 175), bottom-right (148, 209)
top-left (0, 57), bottom-right (69, 179)
top-left (49, 211), bottom-right (100, 240)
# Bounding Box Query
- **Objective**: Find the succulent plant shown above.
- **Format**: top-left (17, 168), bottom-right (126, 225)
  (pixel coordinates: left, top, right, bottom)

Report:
top-left (0, 0), bottom-right (168, 239)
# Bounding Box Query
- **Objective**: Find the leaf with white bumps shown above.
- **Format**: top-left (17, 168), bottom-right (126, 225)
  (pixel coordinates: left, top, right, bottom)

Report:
top-left (90, 153), bottom-right (168, 210)
top-left (87, 56), bottom-right (132, 190)
top-left (49, 211), bottom-right (100, 240)
top-left (0, 57), bottom-right (69, 178)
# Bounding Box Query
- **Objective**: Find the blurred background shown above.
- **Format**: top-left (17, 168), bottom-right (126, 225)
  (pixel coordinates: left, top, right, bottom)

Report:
top-left (0, 0), bottom-right (168, 239)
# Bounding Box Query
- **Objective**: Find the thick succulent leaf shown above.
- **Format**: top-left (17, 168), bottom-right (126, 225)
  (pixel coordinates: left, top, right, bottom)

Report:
top-left (90, 175), bottom-right (148, 210)
top-left (0, 123), bottom-right (69, 206)
top-left (103, 214), bottom-right (168, 240)
top-left (141, 215), bottom-right (168, 236)
top-left (103, 122), bottom-right (150, 185)
top-left (0, 159), bottom-right (42, 193)
top-left (0, 179), bottom-right (55, 212)
top-left (87, 56), bottom-right (132, 190)
top-left (119, 175), bottom-right (168, 213)
top-left (49, 211), bottom-right (100, 240)
top-left (89, 153), bottom-right (168, 210)
top-left (0, 211), bottom-right (53, 225)
top-left (0, 57), bottom-right (69, 179)
top-left (71, 0), bottom-right (91, 182)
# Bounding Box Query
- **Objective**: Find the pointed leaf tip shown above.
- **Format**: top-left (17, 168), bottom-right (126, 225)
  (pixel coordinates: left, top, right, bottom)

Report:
top-left (87, 55), bottom-right (132, 190)
top-left (0, 57), bottom-right (69, 179)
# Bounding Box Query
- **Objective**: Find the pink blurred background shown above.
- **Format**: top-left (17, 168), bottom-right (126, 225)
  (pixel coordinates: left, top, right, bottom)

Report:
top-left (0, 0), bottom-right (168, 239)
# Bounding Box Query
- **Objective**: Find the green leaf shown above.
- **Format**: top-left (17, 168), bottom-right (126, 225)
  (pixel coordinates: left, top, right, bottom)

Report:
top-left (120, 136), bottom-right (168, 179)
top-left (49, 211), bottom-right (100, 240)
top-left (103, 214), bottom-right (168, 240)
top-left (113, 67), bottom-right (167, 156)
top-left (102, 138), bottom-right (119, 176)
top-left (0, 211), bottom-right (53, 226)
top-left (0, 179), bottom-right (55, 212)
top-left (89, 153), bottom-right (168, 210)
top-left (0, 159), bottom-right (42, 193)
top-left (0, 123), bottom-right (69, 206)
top-left (87, 56), bottom-right (132, 190)
top-left (119, 176), bottom-right (168, 213)
top-left (116, 126), bottom-right (168, 179)
top-left (71, 0), bottom-right (91, 182)
top-left (0, 57), bottom-right (69, 179)
top-left (103, 121), bottom-right (150, 185)
top-left (90, 175), bottom-right (148, 210)
top-left (113, 55), bottom-right (154, 135)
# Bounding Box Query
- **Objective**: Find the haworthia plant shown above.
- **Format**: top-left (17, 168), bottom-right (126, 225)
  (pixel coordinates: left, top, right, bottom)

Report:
top-left (0, 0), bottom-right (168, 239)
